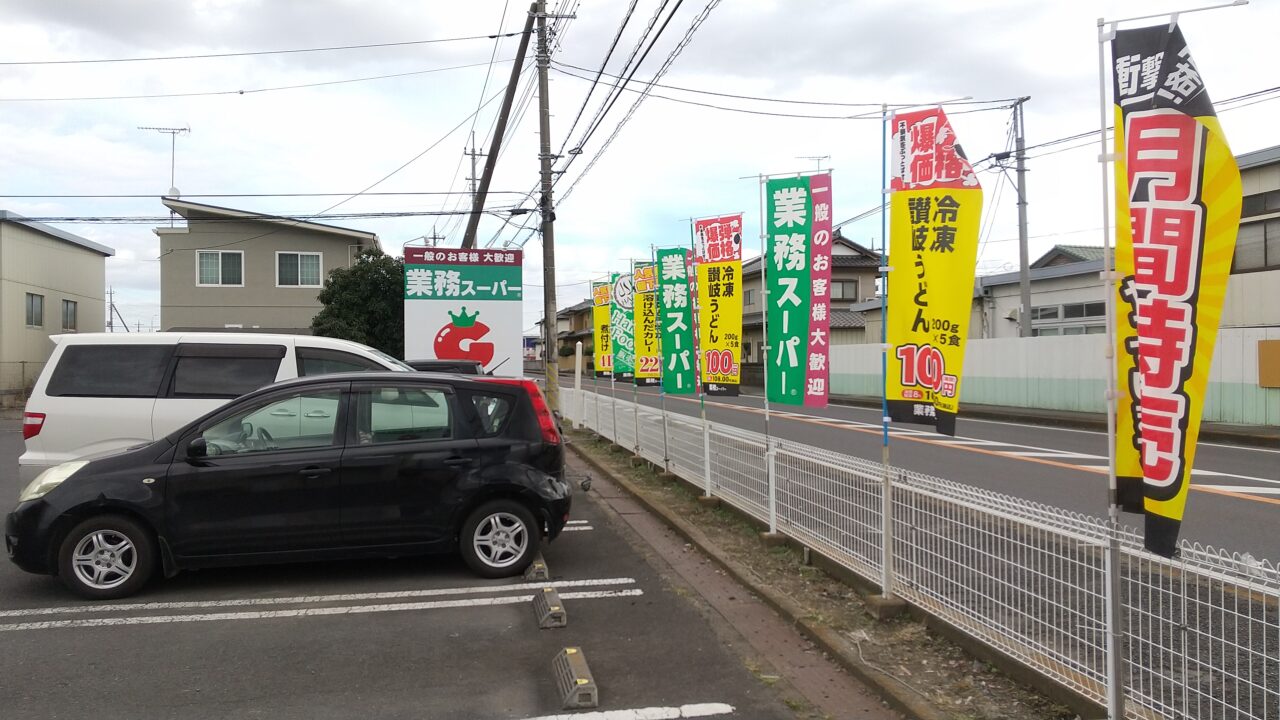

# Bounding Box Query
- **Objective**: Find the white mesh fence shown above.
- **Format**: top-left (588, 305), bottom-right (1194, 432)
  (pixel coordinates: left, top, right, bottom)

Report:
top-left (559, 388), bottom-right (1280, 720)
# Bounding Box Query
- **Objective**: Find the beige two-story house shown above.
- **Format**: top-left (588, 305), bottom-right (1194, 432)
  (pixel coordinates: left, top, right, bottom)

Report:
top-left (157, 199), bottom-right (378, 333)
top-left (0, 211), bottom-right (112, 399)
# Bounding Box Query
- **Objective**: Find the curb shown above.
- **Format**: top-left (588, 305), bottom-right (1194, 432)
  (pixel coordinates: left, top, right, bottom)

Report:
top-left (569, 440), bottom-right (948, 720)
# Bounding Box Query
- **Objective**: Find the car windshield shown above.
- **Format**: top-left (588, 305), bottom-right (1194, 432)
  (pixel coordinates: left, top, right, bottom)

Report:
top-left (368, 348), bottom-right (414, 371)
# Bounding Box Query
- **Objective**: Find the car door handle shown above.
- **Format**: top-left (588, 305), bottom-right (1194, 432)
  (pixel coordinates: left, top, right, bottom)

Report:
top-left (443, 457), bottom-right (475, 467)
top-left (304, 411), bottom-right (331, 419)
top-left (298, 466), bottom-right (332, 476)
top-left (270, 409), bottom-right (298, 417)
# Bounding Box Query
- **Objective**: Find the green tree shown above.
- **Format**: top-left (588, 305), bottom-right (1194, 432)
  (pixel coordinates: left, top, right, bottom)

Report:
top-left (311, 247), bottom-right (404, 358)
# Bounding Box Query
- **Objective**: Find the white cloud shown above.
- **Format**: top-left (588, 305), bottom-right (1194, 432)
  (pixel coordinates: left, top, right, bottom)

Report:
top-left (1, 0), bottom-right (1276, 334)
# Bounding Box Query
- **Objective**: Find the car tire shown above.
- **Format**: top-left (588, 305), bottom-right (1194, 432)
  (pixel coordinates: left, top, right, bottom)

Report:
top-left (57, 515), bottom-right (156, 600)
top-left (460, 500), bottom-right (540, 579)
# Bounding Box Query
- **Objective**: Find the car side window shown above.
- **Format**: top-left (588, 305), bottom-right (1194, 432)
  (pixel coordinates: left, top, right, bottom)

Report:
top-left (469, 392), bottom-right (514, 436)
top-left (357, 386), bottom-right (453, 445)
top-left (297, 348), bottom-right (385, 376)
top-left (200, 390), bottom-right (342, 455)
top-left (172, 357), bottom-right (281, 398)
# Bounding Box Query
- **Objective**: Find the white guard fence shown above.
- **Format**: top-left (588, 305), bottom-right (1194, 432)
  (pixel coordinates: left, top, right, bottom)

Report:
top-left (562, 386), bottom-right (1280, 720)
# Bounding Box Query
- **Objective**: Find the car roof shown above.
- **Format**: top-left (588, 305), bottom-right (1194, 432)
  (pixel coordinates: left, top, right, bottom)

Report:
top-left (49, 331), bottom-right (403, 360)
top-left (265, 371), bottom-right (522, 393)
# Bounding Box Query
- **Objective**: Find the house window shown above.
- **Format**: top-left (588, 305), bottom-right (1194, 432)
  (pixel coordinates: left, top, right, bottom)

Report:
top-left (277, 252), bottom-right (323, 287)
top-left (1062, 301), bottom-right (1105, 319)
top-left (830, 280), bottom-right (859, 300)
top-left (743, 342), bottom-right (752, 363)
top-left (197, 250), bottom-right (244, 286)
top-left (744, 288), bottom-right (757, 307)
top-left (1032, 327), bottom-right (1060, 337)
top-left (1232, 219), bottom-right (1280, 273)
top-left (1030, 306), bottom-right (1059, 320)
top-left (62, 300), bottom-right (77, 331)
top-left (25, 293), bottom-right (43, 327)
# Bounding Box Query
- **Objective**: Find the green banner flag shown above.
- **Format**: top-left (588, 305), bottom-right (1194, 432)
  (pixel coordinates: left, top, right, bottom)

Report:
top-left (656, 248), bottom-right (696, 394)
top-left (765, 175), bottom-right (827, 405)
top-left (610, 271), bottom-right (635, 376)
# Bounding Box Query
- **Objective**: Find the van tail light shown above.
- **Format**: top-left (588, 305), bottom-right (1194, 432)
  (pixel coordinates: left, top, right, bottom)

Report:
top-left (479, 378), bottom-right (562, 445)
top-left (22, 412), bottom-right (45, 440)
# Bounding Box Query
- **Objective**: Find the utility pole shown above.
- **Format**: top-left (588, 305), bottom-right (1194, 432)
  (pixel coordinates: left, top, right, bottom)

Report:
top-left (1013, 97), bottom-right (1032, 337)
top-left (460, 5), bottom-right (536, 249)
top-left (106, 287), bottom-right (114, 333)
top-left (465, 132), bottom-right (485, 206)
top-left (536, 0), bottom-right (562, 413)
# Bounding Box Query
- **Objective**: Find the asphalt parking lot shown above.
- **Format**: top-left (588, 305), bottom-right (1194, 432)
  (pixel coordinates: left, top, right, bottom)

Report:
top-left (0, 420), bottom-right (807, 720)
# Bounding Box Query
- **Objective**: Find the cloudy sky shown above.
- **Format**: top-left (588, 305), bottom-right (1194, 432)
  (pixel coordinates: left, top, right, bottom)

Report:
top-left (2, 0), bottom-right (1276, 334)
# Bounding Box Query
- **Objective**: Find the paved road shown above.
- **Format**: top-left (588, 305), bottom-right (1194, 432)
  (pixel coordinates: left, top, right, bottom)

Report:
top-left (565, 381), bottom-right (1280, 562)
top-left (0, 421), bottom-right (822, 720)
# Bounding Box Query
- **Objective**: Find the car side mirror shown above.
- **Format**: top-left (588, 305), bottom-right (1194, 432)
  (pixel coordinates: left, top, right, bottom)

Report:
top-left (187, 437), bottom-right (208, 459)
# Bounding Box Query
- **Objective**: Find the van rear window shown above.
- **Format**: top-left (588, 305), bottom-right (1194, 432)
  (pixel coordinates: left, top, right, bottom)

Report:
top-left (46, 345), bottom-right (174, 398)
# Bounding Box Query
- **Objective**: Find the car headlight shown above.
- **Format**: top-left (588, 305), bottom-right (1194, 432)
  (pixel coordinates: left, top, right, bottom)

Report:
top-left (18, 461), bottom-right (88, 502)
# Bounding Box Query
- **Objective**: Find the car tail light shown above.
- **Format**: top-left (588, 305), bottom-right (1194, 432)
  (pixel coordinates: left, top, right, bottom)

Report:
top-left (22, 412), bottom-right (45, 440)
top-left (480, 378), bottom-right (562, 445)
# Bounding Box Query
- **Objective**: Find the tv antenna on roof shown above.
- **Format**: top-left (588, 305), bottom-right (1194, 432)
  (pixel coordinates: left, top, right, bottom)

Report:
top-left (137, 125), bottom-right (190, 197)
top-left (796, 155), bottom-right (830, 171)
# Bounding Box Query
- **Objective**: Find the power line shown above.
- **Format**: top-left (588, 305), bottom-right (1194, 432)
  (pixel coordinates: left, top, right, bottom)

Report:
top-left (0, 60), bottom-right (510, 102)
top-left (0, 32), bottom-right (525, 66)
top-left (555, 0), bottom-right (639, 156)
top-left (563, 0), bottom-right (682, 162)
top-left (24, 208), bottom-right (521, 224)
top-left (552, 58), bottom-right (1018, 109)
top-left (0, 191), bottom-right (531, 199)
top-left (560, 0), bottom-right (719, 203)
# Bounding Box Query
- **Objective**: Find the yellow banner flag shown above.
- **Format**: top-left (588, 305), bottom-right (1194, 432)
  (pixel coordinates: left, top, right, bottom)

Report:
top-left (885, 108), bottom-right (983, 436)
top-left (1111, 22), bottom-right (1242, 557)
top-left (591, 281), bottom-right (612, 378)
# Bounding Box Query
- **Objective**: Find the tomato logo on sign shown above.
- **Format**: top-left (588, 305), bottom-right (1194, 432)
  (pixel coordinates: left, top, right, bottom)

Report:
top-left (434, 307), bottom-right (495, 367)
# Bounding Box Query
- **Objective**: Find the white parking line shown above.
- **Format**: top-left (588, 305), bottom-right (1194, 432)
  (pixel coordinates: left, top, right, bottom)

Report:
top-left (561, 526), bottom-right (595, 532)
top-left (566, 520), bottom-right (591, 525)
top-left (0, 588), bottom-right (644, 632)
top-left (520, 703), bottom-right (735, 719)
top-left (0, 577), bottom-right (637, 619)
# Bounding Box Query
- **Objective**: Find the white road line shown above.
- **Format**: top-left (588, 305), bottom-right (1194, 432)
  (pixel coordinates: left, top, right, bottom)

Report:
top-left (566, 520), bottom-right (590, 525)
top-left (0, 589), bottom-right (644, 633)
top-left (0, 577), bottom-right (637, 619)
top-left (520, 703), bottom-right (735, 720)
top-left (1200, 486), bottom-right (1280, 495)
top-left (930, 439), bottom-right (1001, 446)
top-left (561, 526), bottom-right (595, 532)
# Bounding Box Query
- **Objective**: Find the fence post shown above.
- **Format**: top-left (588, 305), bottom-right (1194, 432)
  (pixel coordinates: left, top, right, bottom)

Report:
top-left (573, 342), bottom-right (583, 429)
top-left (767, 444), bottom-right (778, 534)
top-left (660, 392), bottom-right (671, 473)
top-left (702, 412), bottom-right (712, 498)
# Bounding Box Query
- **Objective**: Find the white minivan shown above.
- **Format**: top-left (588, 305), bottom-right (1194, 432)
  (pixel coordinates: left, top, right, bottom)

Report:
top-left (19, 332), bottom-right (413, 483)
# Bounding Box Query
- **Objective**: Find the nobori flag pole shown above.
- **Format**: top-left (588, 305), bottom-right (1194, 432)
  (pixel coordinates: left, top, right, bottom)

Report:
top-left (1096, 4), bottom-right (1246, 718)
top-left (655, 242), bottom-right (672, 473)
top-left (879, 103), bottom-right (896, 604)
top-left (631, 257), bottom-right (641, 457)
top-left (757, 174), bottom-right (778, 535)
top-left (691, 219), bottom-right (712, 498)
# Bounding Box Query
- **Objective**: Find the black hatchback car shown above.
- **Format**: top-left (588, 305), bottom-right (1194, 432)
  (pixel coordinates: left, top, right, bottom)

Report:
top-left (5, 372), bottom-right (570, 599)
